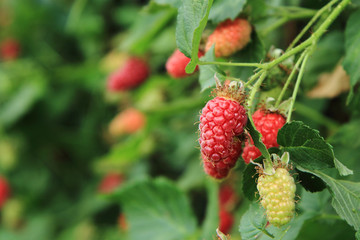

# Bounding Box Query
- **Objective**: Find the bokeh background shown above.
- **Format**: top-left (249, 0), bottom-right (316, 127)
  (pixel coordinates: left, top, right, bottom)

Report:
top-left (1, 0), bottom-right (359, 239)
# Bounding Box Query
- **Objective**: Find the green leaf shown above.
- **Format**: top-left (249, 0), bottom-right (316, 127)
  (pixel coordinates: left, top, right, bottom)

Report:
top-left (208, 0), bottom-right (247, 23)
top-left (152, 0), bottom-right (182, 8)
top-left (277, 121), bottom-right (335, 170)
top-left (201, 178), bottom-right (219, 240)
top-left (198, 45), bottom-right (226, 91)
top-left (121, 7), bottom-right (176, 55)
top-left (239, 203), bottom-right (270, 240)
top-left (245, 118), bottom-right (271, 161)
top-left (115, 178), bottom-right (197, 240)
top-left (328, 119), bottom-right (360, 149)
top-left (0, 79), bottom-right (45, 128)
top-left (343, 9), bottom-right (360, 96)
top-left (334, 158), bottom-right (353, 176)
top-left (176, 0), bottom-right (213, 73)
top-left (299, 168), bottom-right (360, 231)
top-left (297, 170), bottom-right (326, 193)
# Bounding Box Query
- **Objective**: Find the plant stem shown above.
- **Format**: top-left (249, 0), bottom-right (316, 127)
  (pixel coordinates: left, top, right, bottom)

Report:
top-left (244, 70), bottom-right (263, 88)
top-left (198, 61), bottom-right (263, 68)
top-left (287, 51), bottom-right (310, 122)
top-left (275, 50), bottom-right (307, 107)
top-left (265, 0), bottom-right (350, 70)
top-left (287, 0), bottom-right (339, 50)
top-left (247, 71), bottom-right (267, 114)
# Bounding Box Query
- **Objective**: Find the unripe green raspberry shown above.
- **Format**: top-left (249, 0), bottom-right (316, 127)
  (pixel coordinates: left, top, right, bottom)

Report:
top-left (257, 167), bottom-right (295, 227)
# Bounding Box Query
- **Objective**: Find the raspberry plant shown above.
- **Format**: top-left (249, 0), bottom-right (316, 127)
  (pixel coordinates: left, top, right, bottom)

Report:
top-left (1, 0), bottom-right (360, 240)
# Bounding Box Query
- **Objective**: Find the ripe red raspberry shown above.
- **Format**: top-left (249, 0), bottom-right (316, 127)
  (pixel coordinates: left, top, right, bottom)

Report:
top-left (199, 82), bottom-right (247, 179)
top-left (242, 109), bottom-right (286, 163)
top-left (219, 209), bottom-right (234, 234)
top-left (166, 49), bottom-right (204, 78)
top-left (202, 139), bottom-right (242, 179)
top-left (108, 108), bottom-right (146, 137)
top-left (0, 176), bottom-right (10, 208)
top-left (205, 18), bottom-right (252, 57)
top-left (107, 57), bottom-right (150, 91)
top-left (0, 38), bottom-right (20, 60)
top-left (98, 173), bottom-right (123, 194)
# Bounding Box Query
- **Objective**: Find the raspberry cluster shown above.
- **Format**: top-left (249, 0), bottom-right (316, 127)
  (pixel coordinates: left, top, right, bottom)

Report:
top-left (108, 108), bottom-right (146, 137)
top-left (205, 18), bottom-right (252, 57)
top-left (257, 167), bottom-right (296, 227)
top-left (242, 109), bottom-right (286, 163)
top-left (199, 85), bottom-right (247, 179)
top-left (107, 57), bottom-right (150, 91)
top-left (166, 49), bottom-right (204, 78)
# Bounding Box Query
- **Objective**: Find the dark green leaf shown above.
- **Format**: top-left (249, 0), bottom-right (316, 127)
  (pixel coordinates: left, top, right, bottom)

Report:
top-left (343, 9), bottom-right (360, 95)
top-left (297, 169), bottom-right (326, 193)
top-left (176, 0), bottom-right (213, 73)
top-left (198, 45), bottom-right (226, 91)
top-left (208, 0), bottom-right (247, 23)
top-left (239, 203), bottom-right (269, 240)
top-left (116, 178), bottom-right (197, 240)
top-left (277, 121), bottom-right (335, 170)
top-left (201, 178), bottom-right (219, 240)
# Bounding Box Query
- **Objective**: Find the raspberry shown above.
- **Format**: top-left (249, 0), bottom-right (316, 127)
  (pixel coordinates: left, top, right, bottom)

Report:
top-left (199, 82), bottom-right (247, 179)
top-left (108, 108), bottom-right (146, 137)
top-left (257, 167), bottom-right (296, 227)
top-left (242, 109), bottom-right (286, 163)
top-left (0, 38), bottom-right (20, 60)
top-left (219, 185), bottom-right (237, 211)
top-left (118, 213), bottom-right (128, 231)
top-left (205, 18), bottom-right (252, 57)
top-left (107, 57), bottom-right (149, 91)
top-left (98, 173), bottom-right (123, 194)
top-left (0, 176), bottom-right (10, 208)
top-left (219, 209), bottom-right (234, 234)
top-left (166, 49), bottom-right (204, 78)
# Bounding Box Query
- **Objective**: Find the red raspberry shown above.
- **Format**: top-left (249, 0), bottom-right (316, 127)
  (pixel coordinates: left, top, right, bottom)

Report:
top-left (0, 38), bottom-right (20, 60)
top-left (166, 49), bottom-right (204, 78)
top-left (219, 185), bottom-right (237, 211)
top-left (98, 173), bottom-right (123, 194)
top-left (107, 57), bottom-right (149, 91)
top-left (199, 97), bottom-right (246, 162)
top-left (0, 176), bottom-right (10, 208)
top-left (118, 213), bottom-right (128, 231)
top-left (202, 139), bottom-right (242, 179)
top-left (219, 209), bottom-right (234, 234)
top-left (108, 108), bottom-right (146, 137)
top-left (242, 109), bottom-right (286, 163)
top-left (205, 18), bottom-right (252, 57)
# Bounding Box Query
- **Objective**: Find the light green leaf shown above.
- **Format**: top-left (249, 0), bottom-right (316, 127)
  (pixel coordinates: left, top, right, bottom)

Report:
top-left (152, 0), bottom-right (181, 8)
top-left (116, 178), bottom-right (197, 240)
top-left (176, 0), bottom-right (213, 73)
top-left (298, 168), bottom-right (360, 231)
top-left (343, 9), bottom-right (360, 96)
top-left (334, 158), bottom-right (353, 176)
top-left (198, 45), bottom-right (226, 91)
top-left (239, 203), bottom-right (270, 240)
top-left (209, 0), bottom-right (247, 23)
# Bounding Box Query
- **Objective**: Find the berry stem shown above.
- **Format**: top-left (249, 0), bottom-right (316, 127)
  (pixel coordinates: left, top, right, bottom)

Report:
top-left (286, 0), bottom-right (339, 50)
top-left (287, 50), bottom-right (310, 122)
top-left (198, 61), bottom-right (263, 68)
top-left (244, 70), bottom-right (263, 89)
top-left (274, 50), bottom-right (307, 108)
top-left (247, 71), bottom-right (267, 114)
